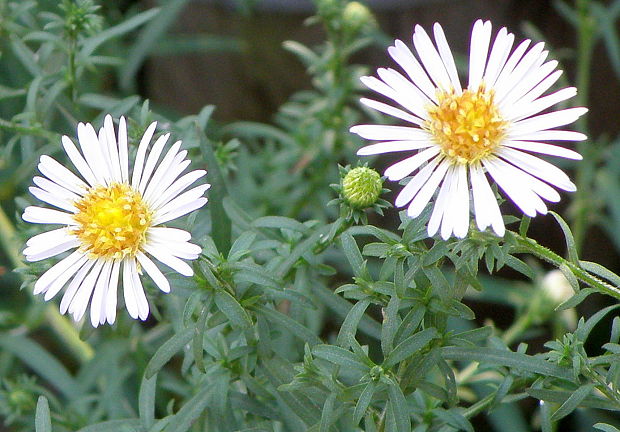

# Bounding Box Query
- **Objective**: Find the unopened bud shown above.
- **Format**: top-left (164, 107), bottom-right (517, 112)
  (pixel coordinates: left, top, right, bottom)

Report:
top-left (342, 167), bottom-right (382, 209)
top-left (343, 2), bottom-right (373, 32)
top-left (541, 270), bottom-right (574, 305)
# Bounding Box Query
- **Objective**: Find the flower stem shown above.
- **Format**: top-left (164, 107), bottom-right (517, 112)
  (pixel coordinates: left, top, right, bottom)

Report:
top-left (511, 232), bottom-right (620, 301)
top-left (0, 205), bottom-right (94, 363)
top-left (572, 0), bottom-right (596, 252)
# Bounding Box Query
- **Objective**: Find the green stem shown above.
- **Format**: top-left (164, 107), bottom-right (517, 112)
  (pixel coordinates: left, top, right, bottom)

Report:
top-left (572, 0), bottom-right (595, 252)
top-left (0, 118), bottom-right (59, 141)
top-left (0, 205), bottom-right (94, 363)
top-left (502, 312), bottom-right (533, 346)
top-left (511, 232), bottom-right (620, 301)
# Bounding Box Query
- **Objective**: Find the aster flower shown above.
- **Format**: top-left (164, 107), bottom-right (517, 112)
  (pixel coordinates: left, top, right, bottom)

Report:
top-left (350, 19), bottom-right (587, 239)
top-left (22, 115), bottom-right (209, 327)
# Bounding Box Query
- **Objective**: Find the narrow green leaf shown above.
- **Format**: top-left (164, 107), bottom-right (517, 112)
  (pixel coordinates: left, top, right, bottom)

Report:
top-left (81, 8), bottom-right (160, 57)
top-left (527, 388), bottom-right (619, 410)
top-left (384, 328), bottom-right (438, 368)
top-left (198, 125), bottom-right (231, 255)
top-left (551, 383), bottom-right (594, 421)
top-left (353, 381), bottom-right (376, 425)
top-left (341, 231), bottom-right (364, 276)
top-left (319, 393), bottom-right (337, 432)
top-left (381, 295), bottom-right (401, 356)
top-left (256, 305), bottom-right (321, 346)
top-left (556, 287), bottom-right (595, 311)
top-left (579, 260), bottom-right (620, 287)
top-left (35, 396), bottom-right (51, 432)
top-left (336, 299), bottom-right (371, 347)
top-left (139, 373), bottom-right (157, 430)
top-left (433, 408), bottom-right (474, 432)
top-left (387, 383), bottom-right (411, 432)
top-left (0, 336), bottom-right (79, 399)
top-left (595, 423), bottom-right (620, 432)
top-left (214, 290), bottom-right (252, 329)
top-left (441, 347), bottom-right (572, 379)
top-left (252, 216), bottom-right (307, 232)
top-left (576, 304), bottom-right (620, 342)
top-left (549, 211), bottom-right (579, 264)
top-left (519, 216), bottom-right (531, 237)
top-left (228, 232), bottom-right (256, 262)
top-left (145, 327), bottom-right (193, 378)
top-left (163, 386), bottom-right (211, 432)
top-left (313, 345), bottom-right (369, 372)
top-left (119, 0), bottom-right (190, 89)
top-left (76, 419), bottom-right (141, 432)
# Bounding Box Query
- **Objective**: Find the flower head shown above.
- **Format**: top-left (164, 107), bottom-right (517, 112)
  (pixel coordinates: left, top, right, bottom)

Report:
top-left (351, 20), bottom-right (587, 239)
top-left (23, 115), bottom-right (209, 327)
top-left (342, 166), bottom-right (383, 209)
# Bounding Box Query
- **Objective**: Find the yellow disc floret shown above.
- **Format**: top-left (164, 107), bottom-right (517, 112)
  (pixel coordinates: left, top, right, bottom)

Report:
top-left (425, 85), bottom-right (507, 164)
top-left (72, 183), bottom-right (152, 259)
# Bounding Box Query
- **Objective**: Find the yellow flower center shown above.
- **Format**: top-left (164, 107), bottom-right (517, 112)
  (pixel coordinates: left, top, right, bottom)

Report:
top-left (425, 85), bottom-right (507, 164)
top-left (72, 183), bottom-right (152, 259)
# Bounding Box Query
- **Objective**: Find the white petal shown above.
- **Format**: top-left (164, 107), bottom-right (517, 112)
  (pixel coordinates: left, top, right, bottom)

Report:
top-left (33, 250), bottom-right (83, 294)
top-left (61, 135), bottom-right (97, 186)
top-left (376, 68), bottom-right (432, 119)
top-left (360, 98), bottom-right (424, 126)
top-left (26, 227), bottom-right (71, 247)
top-left (144, 244), bottom-right (194, 277)
top-left (503, 140), bottom-right (582, 160)
top-left (468, 20), bottom-right (492, 90)
top-left (147, 227), bottom-right (192, 243)
top-left (38, 155), bottom-right (88, 194)
top-left (151, 169), bottom-right (206, 210)
top-left (144, 155), bottom-right (190, 205)
top-left (122, 259), bottom-right (139, 319)
top-left (131, 121), bottom-right (158, 188)
top-left (516, 70), bottom-right (563, 106)
top-left (483, 27), bottom-right (514, 86)
top-left (482, 157), bottom-right (545, 217)
top-left (496, 147), bottom-right (576, 191)
top-left (153, 198), bottom-right (207, 225)
top-left (495, 42), bottom-right (546, 101)
top-left (470, 163), bottom-right (505, 236)
top-left (394, 156), bottom-right (443, 207)
top-left (350, 125), bottom-right (430, 141)
top-left (33, 176), bottom-right (80, 202)
top-left (155, 184), bottom-right (210, 216)
top-left (69, 259), bottom-right (104, 322)
top-left (60, 259), bottom-right (96, 314)
top-left (24, 236), bottom-right (80, 262)
top-left (118, 117), bottom-right (129, 182)
top-left (507, 87), bottom-right (577, 122)
top-left (104, 115), bottom-right (122, 182)
top-left (413, 24), bottom-right (452, 90)
top-left (492, 38), bottom-right (531, 92)
top-left (427, 165), bottom-right (454, 237)
top-left (148, 240), bottom-right (201, 260)
top-left (28, 187), bottom-right (76, 213)
top-left (130, 260), bottom-right (149, 320)
top-left (407, 159), bottom-right (451, 218)
top-left (510, 107), bottom-right (588, 135)
top-left (388, 40), bottom-right (437, 101)
top-left (357, 140), bottom-right (433, 156)
top-left (43, 254), bottom-right (89, 301)
top-left (23, 206), bottom-right (75, 225)
top-left (77, 122), bottom-right (109, 185)
top-left (501, 60), bottom-right (558, 107)
top-left (452, 164), bottom-right (470, 239)
top-left (90, 260), bottom-right (113, 327)
top-left (136, 251), bottom-right (171, 293)
top-left (142, 141), bottom-right (182, 200)
top-left (138, 133), bottom-right (170, 194)
top-left (106, 260), bottom-right (120, 324)
top-left (433, 23), bottom-right (461, 92)
top-left (511, 130), bottom-right (587, 142)
top-left (384, 147), bottom-right (440, 181)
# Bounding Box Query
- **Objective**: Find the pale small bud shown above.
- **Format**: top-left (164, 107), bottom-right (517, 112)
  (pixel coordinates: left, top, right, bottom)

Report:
top-left (343, 2), bottom-right (373, 31)
top-left (541, 270), bottom-right (574, 305)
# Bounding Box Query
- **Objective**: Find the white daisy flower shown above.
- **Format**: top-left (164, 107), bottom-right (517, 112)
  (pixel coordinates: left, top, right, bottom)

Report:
top-left (23, 115), bottom-right (209, 327)
top-left (350, 19), bottom-right (587, 239)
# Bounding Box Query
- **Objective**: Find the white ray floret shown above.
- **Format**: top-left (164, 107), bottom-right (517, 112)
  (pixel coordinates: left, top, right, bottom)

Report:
top-left (23, 115), bottom-right (209, 327)
top-left (351, 19), bottom-right (587, 239)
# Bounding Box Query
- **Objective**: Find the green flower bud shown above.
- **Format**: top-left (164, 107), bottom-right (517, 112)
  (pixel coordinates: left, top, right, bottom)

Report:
top-left (342, 167), bottom-right (382, 209)
top-left (343, 1), bottom-right (373, 32)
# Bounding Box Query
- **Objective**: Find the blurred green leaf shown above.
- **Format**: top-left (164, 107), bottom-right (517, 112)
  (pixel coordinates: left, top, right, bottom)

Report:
top-left (35, 396), bottom-right (52, 432)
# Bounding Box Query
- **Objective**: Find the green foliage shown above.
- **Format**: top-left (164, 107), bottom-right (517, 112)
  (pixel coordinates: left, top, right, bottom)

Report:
top-left (0, 0), bottom-right (619, 431)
